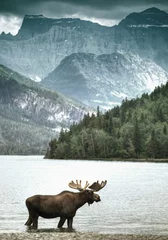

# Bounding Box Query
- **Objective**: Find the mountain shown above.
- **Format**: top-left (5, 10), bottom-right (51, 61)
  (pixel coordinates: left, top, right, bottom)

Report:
top-left (119, 7), bottom-right (168, 27)
top-left (0, 8), bottom-right (168, 109)
top-left (0, 64), bottom-right (90, 154)
top-left (0, 15), bottom-right (110, 41)
top-left (0, 32), bottom-right (14, 40)
top-left (0, 24), bottom-right (114, 81)
top-left (41, 52), bottom-right (168, 109)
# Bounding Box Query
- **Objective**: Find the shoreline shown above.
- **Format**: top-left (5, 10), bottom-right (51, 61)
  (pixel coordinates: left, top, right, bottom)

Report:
top-left (45, 157), bottom-right (168, 163)
top-left (1, 155), bottom-right (168, 163)
top-left (0, 232), bottom-right (168, 240)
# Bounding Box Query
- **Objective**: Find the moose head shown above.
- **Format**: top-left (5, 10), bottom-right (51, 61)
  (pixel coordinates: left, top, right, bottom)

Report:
top-left (68, 179), bottom-right (107, 205)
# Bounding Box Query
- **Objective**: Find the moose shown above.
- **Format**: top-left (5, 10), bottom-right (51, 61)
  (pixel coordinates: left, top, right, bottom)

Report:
top-left (25, 180), bottom-right (107, 229)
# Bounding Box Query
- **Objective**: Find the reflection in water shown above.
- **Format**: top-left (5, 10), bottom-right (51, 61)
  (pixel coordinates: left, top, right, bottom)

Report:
top-left (0, 155), bottom-right (168, 234)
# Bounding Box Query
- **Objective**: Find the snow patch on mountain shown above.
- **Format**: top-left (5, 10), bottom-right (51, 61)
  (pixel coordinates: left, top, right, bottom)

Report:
top-left (111, 91), bottom-right (128, 99)
top-left (35, 76), bottom-right (41, 82)
top-left (13, 90), bottom-right (89, 127)
top-left (24, 15), bottom-right (46, 19)
top-left (128, 25), bottom-right (168, 28)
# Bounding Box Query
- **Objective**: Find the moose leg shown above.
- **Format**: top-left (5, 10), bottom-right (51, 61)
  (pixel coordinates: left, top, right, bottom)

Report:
top-left (25, 215), bottom-right (32, 226)
top-left (67, 217), bottom-right (73, 228)
top-left (32, 217), bottom-right (38, 229)
top-left (30, 213), bottom-right (39, 229)
top-left (57, 217), bottom-right (66, 228)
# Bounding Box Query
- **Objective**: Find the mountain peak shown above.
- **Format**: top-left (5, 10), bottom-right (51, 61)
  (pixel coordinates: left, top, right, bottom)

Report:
top-left (24, 14), bottom-right (46, 19)
top-left (141, 7), bottom-right (167, 15)
top-left (118, 7), bottom-right (168, 27)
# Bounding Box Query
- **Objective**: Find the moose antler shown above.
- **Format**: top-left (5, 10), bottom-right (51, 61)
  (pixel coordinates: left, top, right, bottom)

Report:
top-left (88, 180), bottom-right (107, 192)
top-left (68, 180), bottom-right (90, 191)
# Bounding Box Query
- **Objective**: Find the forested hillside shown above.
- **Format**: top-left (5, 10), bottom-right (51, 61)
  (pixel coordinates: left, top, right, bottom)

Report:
top-left (0, 64), bottom-right (89, 155)
top-left (45, 82), bottom-right (168, 160)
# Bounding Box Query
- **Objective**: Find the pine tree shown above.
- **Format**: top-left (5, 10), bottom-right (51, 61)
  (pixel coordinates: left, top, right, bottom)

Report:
top-left (132, 116), bottom-right (142, 158)
top-left (147, 129), bottom-right (158, 158)
top-left (163, 125), bottom-right (167, 135)
top-left (97, 106), bottom-right (100, 117)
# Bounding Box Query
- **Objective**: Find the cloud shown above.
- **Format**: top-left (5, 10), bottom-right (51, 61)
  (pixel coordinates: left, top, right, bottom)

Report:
top-left (0, 16), bottom-right (22, 35)
top-left (0, 0), bottom-right (168, 34)
top-left (1, 0), bottom-right (168, 18)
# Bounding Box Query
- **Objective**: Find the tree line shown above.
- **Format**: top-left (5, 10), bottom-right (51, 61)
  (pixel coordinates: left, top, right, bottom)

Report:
top-left (45, 82), bottom-right (168, 160)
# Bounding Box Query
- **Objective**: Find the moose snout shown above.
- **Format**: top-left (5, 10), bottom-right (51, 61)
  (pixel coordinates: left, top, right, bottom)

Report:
top-left (94, 193), bottom-right (101, 202)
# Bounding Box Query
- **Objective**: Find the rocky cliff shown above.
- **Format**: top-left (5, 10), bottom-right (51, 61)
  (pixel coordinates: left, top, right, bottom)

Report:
top-left (0, 15), bottom-right (109, 41)
top-left (42, 52), bottom-right (168, 109)
top-left (0, 24), bottom-right (114, 80)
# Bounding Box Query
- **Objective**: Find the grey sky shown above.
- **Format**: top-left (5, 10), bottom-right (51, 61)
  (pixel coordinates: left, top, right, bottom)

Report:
top-left (0, 0), bottom-right (168, 35)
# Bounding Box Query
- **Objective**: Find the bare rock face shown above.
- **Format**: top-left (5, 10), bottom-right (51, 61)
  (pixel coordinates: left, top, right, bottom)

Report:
top-left (42, 52), bottom-right (168, 109)
top-left (0, 24), bottom-right (114, 80)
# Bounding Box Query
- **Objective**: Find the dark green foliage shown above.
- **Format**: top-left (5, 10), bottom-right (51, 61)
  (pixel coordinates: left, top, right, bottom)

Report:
top-left (132, 116), bottom-right (142, 158)
top-left (0, 115), bottom-right (55, 155)
top-left (46, 82), bottom-right (168, 160)
top-left (146, 129), bottom-right (159, 158)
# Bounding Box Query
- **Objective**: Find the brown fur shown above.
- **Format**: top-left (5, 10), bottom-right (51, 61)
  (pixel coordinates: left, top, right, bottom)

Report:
top-left (25, 190), bottom-right (100, 229)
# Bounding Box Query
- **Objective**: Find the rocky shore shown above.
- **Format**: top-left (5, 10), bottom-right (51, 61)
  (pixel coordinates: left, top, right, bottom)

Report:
top-left (0, 232), bottom-right (168, 240)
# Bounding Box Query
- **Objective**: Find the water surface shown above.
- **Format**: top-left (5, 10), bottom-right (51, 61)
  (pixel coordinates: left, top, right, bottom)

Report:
top-left (0, 155), bottom-right (168, 234)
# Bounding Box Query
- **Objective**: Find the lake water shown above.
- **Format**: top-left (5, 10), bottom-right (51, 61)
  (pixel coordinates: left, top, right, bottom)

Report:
top-left (0, 155), bottom-right (168, 235)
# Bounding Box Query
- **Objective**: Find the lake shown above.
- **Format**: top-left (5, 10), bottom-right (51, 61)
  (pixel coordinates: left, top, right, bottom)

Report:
top-left (0, 155), bottom-right (168, 235)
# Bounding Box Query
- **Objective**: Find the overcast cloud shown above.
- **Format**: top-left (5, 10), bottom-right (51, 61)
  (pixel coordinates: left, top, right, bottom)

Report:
top-left (0, 0), bottom-right (168, 35)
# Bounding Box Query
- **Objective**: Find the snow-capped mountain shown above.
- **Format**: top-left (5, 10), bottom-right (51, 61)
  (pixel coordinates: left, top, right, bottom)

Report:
top-left (0, 7), bottom-right (168, 109)
top-left (41, 52), bottom-right (168, 109)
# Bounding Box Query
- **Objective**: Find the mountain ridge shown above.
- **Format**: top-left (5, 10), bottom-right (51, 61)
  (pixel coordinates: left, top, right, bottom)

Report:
top-left (141, 7), bottom-right (167, 15)
top-left (119, 7), bottom-right (168, 27)
top-left (0, 14), bottom-right (110, 41)
top-left (1, 7), bottom-right (168, 41)
top-left (41, 52), bottom-right (168, 109)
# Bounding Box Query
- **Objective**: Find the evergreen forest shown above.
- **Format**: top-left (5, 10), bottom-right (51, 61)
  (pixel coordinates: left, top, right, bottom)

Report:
top-left (45, 82), bottom-right (168, 161)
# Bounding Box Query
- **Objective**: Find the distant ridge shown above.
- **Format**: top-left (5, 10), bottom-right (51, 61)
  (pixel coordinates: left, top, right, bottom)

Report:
top-left (1, 7), bottom-right (168, 40)
top-left (119, 7), bottom-right (168, 27)
top-left (0, 14), bottom-right (105, 41)
top-left (141, 7), bottom-right (167, 15)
